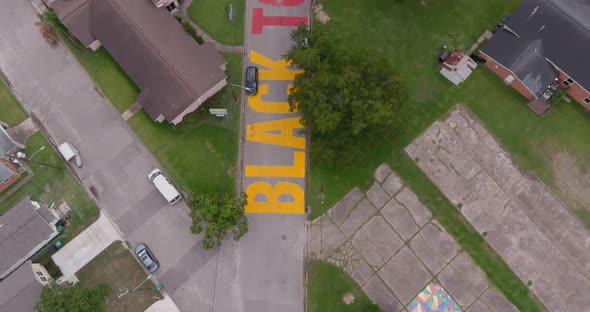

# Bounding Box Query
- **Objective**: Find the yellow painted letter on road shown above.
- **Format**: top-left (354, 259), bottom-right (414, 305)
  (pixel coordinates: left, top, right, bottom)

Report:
top-left (247, 117), bottom-right (305, 149)
top-left (245, 151), bottom-right (305, 177)
top-left (245, 182), bottom-right (305, 214)
top-left (250, 50), bottom-right (303, 80)
top-left (249, 84), bottom-right (294, 113)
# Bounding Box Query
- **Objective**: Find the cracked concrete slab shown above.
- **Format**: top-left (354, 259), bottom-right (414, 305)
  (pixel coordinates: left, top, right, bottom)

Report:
top-left (320, 215), bottom-right (346, 259)
top-left (382, 172), bottom-right (404, 196)
top-left (438, 263), bottom-right (480, 307)
top-left (450, 253), bottom-right (488, 295)
top-left (378, 247), bottom-right (432, 304)
top-left (374, 163), bottom-right (393, 183)
top-left (340, 199), bottom-right (376, 237)
top-left (328, 187), bottom-right (364, 226)
top-left (478, 288), bottom-right (519, 312)
top-left (364, 275), bottom-right (403, 312)
top-left (409, 232), bottom-right (447, 274)
top-left (418, 223), bottom-right (458, 263)
top-left (366, 182), bottom-right (390, 209)
top-left (395, 188), bottom-right (431, 227)
top-left (352, 216), bottom-right (403, 268)
top-left (381, 198), bottom-right (419, 241)
top-left (312, 163), bottom-right (516, 312)
top-left (351, 258), bottom-right (375, 287)
top-left (406, 105), bottom-right (590, 311)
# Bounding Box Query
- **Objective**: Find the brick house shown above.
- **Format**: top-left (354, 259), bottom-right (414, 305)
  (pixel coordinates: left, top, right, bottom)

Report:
top-left (479, 0), bottom-right (590, 111)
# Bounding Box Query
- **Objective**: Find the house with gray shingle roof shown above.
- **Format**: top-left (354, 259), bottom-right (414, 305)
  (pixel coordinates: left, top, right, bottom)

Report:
top-left (0, 261), bottom-right (44, 312)
top-left (479, 0), bottom-right (590, 112)
top-left (0, 196), bottom-right (59, 279)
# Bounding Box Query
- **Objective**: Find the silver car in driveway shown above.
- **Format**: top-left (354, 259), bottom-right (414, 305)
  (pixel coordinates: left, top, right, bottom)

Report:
top-left (135, 243), bottom-right (159, 273)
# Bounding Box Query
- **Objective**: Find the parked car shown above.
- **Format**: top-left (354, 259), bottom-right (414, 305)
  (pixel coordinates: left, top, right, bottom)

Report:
top-left (148, 168), bottom-right (182, 205)
top-left (245, 66), bottom-right (258, 96)
top-left (135, 243), bottom-right (159, 273)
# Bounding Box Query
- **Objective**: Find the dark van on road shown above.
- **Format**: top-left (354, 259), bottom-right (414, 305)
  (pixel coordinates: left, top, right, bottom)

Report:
top-left (245, 66), bottom-right (258, 96)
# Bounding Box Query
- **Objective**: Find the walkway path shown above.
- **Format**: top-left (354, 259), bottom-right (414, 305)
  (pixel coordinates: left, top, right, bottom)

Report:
top-left (310, 164), bottom-right (518, 312)
top-left (52, 212), bottom-right (122, 282)
top-left (177, 0), bottom-right (244, 54)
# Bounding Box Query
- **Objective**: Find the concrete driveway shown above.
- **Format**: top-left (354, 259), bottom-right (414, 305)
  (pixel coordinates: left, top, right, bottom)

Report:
top-left (0, 2), bottom-right (231, 311)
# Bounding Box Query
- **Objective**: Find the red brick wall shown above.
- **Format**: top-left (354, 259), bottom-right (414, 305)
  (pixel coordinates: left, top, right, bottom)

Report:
top-left (479, 53), bottom-right (536, 101)
top-left (556, 70), bottom-right (590, 111)
top-left (0, 159), bottom-right (20, 193)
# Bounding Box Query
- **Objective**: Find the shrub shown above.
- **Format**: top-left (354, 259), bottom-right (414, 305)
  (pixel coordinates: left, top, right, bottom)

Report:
top-left (180, 20), bottom-right (205, 45)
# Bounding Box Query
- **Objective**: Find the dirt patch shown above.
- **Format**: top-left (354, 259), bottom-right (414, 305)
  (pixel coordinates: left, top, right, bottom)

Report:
top-left (552, 151), bottom-right (590, 211)
top-left (313, 4), bottom-right (331, 24)
top-left (342, 292), bottom-right (355, 304)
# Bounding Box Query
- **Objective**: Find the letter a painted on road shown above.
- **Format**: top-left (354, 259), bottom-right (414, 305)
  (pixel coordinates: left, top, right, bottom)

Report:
top-left (248, 84), bottom-right (293, 113)
top-left (245, 151), bottom-right (305, 177)
top-left (245, 182), bottom-right (305, 214)
top-left (247, 117), bottom-right (305, 149)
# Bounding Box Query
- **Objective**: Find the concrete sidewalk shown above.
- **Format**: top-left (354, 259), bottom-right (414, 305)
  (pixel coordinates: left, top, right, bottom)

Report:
top-left (145, 293), bottom-right (182, 312)
top-left (52, 212), bottom-right (122, 281)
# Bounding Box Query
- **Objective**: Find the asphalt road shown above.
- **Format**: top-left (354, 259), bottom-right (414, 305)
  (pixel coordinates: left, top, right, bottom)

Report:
top-left (0, 1), bottom-right (309, 311)
top-left (236, 1), bottom-right (311, 311)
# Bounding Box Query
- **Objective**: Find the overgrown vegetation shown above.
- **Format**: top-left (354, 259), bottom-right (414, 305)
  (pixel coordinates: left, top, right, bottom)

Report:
top-left (286, 24), bottom-right (406, 165)
top-left (174, 14), bottom-right (205, 44)
top-left (37, 282), bottom-right (110, 312)
top-left (77, 242), bottom-right (161, 312)
top-left (188, 192), bottom-right (248, 249)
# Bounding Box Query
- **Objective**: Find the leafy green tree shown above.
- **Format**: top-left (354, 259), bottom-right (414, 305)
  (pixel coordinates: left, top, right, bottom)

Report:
top-left (37, 282), bottom-right (110, 312)
top-left (188, 193), bottom-right (248, 249)
top-left (285, 24), bottom-right (407, 165)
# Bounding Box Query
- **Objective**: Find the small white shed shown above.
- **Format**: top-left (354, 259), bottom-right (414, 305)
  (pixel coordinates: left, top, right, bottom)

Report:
top-left (440, 50), bottom-right (477, 85)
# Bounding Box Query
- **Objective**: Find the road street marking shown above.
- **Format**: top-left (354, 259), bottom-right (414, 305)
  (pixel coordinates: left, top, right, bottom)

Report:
top-left (250, 50), bottom-right (303, 80)
top-left (247, 117), bottom-right (305, 149)
top-left (252, 8), bottom-right (308, 34)
top-left (245, 151), bottom-right (305, 177)
top-left (244, 50), bottom-right (306, 214)
top-left (245, 182), bottom-right (305, 214)
top-left (258, 0), bottom-right (305, 6)
top-left (248, 84), bottom-right (294, 113)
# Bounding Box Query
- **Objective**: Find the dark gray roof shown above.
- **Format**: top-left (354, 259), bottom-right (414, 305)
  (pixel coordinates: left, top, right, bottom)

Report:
top-left (0, 261), bottom-right (42, 312)
top-left (0, 128), bottom-right (15, 156)
top-left (52, 0), bottom-right (227, 122)
top-left (51, 0), bottom-right (95, 46)
top-left (481, 0), bottom-right (590, 97)
top-left (0, 197), bottom-right (57, 279)
top-left (0, 162), bottom-right (16, 183)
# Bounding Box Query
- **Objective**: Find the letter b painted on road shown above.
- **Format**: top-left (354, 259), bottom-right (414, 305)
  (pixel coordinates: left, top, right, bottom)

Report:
top-left (245, 182), bottom-right (305, 214)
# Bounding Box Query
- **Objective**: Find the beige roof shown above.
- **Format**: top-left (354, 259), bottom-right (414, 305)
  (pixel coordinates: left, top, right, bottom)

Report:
top-left (52, 0), bottom-right (227, 122)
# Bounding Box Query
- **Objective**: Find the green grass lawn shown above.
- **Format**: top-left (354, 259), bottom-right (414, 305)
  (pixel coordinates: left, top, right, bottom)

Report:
top-left (53, 19), bottom-right (243, 195)
top-left (77, 242), bottom-right (161, 312)
top-left (128, 53), bottom-right (242, 194)
top-left (304, 0), bottom-right (578, 310)
top-left (57, 34), bottom-right (139, 113)
top-left (0, 132), bottom-right (99, 241)
top-left (187, 0), bottom-right (245, 45)
top-left (307, 260), bottom-right (377, 312)
top-left (0, 79), bottom-right (27, 126)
